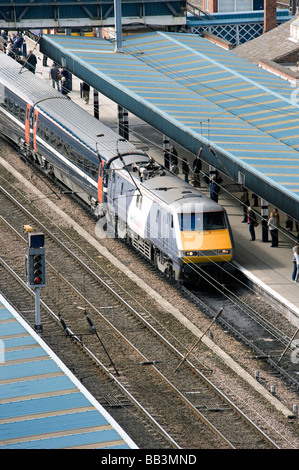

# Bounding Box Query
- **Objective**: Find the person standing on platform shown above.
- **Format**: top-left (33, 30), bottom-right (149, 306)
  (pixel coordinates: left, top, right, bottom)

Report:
top-left (268, 211), bottom-right (279, 247)
top-left (82, 82), bottom-right (90, 104)
top-left (170, 145), bottom-right (178, 167)
top-left (60, 67), bottom-right (70, 95)
top-left (192, 150), bottom-right (202, 187)
top-left (240, 187), bottom-right (249, 223)
top-left (209, 175), bottom-right (220, 203)
top-left (13, 33), bottom-right (23, 56)
top-left (49, 63), bottom-right (61, 91)
top-left (26, 50), bottom-right (37, 73)
top-left (292, 242), bottom-right (299, 282)
top-left (182, 158), bottom-right (189, 183)
top-left (248, 207), bottom-right (257, 241)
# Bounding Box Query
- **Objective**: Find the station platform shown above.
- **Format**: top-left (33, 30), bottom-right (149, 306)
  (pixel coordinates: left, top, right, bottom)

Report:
top-left (12, 35), bottom-right (299, 325)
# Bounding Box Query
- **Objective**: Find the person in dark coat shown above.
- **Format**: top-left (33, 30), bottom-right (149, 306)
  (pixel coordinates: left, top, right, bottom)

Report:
top-left (82, 81), bottom-right (90, 104)
top-left (248, 207), bottom-right (257, 241)
top-left (170, 145), bottom-right (178, 166)
top-left (60, 67), bottom-right (70, 95)
top-left (240, 187), bottom-right (250, 223)
top-left (26, 50), bottom-right (37, 73)
top-left (192, 151), bottom-right (202, 187)
top-left (13, 33), bottom-right (23, 54)
top-left (49, 63), bottom-right (61, 91)
top-left (182, 158), bottom-right (189, 183)
top-left (209, 175), bottom-right (220, 203)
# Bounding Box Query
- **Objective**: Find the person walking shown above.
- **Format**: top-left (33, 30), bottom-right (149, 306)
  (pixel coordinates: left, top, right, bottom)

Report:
top-left (248, 207), bottom-right (257, 241)
top-left (49, 62), bottom-right (61, 91)
top-left (182, 158), bottom-right (189, 183)
top-left (267, 211), bottom-right (279, 247)
top-left (209, 175), bottom-right (220, 203)
top-left (292, 243), bottom-right (299, 282)
top-left (240, 187), bottom-right (250, 223)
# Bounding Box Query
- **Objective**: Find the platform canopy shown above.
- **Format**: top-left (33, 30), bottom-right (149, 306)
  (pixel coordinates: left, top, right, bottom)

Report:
top-left (40, 31), bottom-right (299, 220)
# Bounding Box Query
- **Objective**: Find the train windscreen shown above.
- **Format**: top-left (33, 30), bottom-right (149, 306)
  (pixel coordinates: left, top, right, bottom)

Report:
top-left (179, 212), bottom-right (226, 231)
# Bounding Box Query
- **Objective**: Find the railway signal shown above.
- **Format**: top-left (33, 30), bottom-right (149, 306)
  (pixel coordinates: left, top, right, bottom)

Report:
top-left (25, 230), bottom-right (46, 288)
top-left (24, 228), bottom-right (46, 333)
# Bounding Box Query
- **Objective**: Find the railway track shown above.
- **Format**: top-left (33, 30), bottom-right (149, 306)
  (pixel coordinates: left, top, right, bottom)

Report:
top-left (0, 181), bottom-right (282, 449)
top-left (181, 268), bottom-right (299, 392)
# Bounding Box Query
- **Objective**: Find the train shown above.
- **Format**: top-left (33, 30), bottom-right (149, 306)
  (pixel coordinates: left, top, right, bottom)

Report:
top-left (0, 52), bottom-right (234, 282)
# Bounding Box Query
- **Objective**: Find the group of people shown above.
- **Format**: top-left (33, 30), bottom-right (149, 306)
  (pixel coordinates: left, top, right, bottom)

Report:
top-left (49, 62), bottom-right (71, 95)
top-left (241, 187), bottom-right (285, 246)
top-left (1, 30), bottom-right (39, 73)
top-left (163, 146), bottom-right (221, 198)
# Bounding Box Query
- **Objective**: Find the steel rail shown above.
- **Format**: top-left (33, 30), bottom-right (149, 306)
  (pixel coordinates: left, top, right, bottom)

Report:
top-left (0, 184), bottom-right (281, 448)
top-left (0, 256), bottom-right (181, 450)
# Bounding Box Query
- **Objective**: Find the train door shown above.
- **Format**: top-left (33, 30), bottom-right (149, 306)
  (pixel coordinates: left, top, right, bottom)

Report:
top-left (33, 109), bottom-right (38, 150)
top-left (97, 160), bottom-right (104, 203)
top-left (25, 104), bottom-right (31, 145)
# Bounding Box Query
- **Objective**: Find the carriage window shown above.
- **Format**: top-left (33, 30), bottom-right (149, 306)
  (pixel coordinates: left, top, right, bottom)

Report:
top-left (3, 96), bottom-right (7, 108)
top-left (70, 147), bottom-right (76, 163)
top-left (57, 136), bottom-right (63, 152)
top-left (8, 98), bottom-right (13, 112)
top-left (14, 103), bottom-right (19, 118)
top-left (84, 158), bottom-right (90, 174)
top-left (20, 107), bottom-right (25, 123)
top-left (50, 131), bottom-right (56, 147)
top-left (77, 153), bottom-right (83, 169)
top-left (44, 127), bottom-right (50, 142)
top-left (63, 142), bottom-right (69, 157)
top-left (91, 163), bottom-right (98, 180)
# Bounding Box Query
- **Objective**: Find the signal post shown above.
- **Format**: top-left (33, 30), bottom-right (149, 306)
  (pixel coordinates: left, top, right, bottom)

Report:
top-left (24, 228), bottom-right (46, 333)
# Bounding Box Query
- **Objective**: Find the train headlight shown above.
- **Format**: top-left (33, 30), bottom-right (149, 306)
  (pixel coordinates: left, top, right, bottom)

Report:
top-left (218, 249), bottom-right (231, 255)
top-left (184, 251), bottom-right (198, 256)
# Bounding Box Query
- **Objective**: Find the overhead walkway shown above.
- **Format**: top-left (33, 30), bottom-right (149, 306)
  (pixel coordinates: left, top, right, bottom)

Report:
top-left (39, 31), bottom-right (299, 222)
top-left (0, 294), bottom-right (137, 449)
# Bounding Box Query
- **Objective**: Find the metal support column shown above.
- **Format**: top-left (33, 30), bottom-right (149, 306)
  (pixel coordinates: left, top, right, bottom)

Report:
top-left (163, 135), bottom-right (170, 169)
top-left (34, 287), bottom-right (42, 333)
top-left (94, 89), bottom-right (99, 120)
top-left (118, 105), bottom-right (129, 139)
top-left (261, 199), bottom-right (269, 242)
top-left (114, 0), bottom-right (123, 53)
